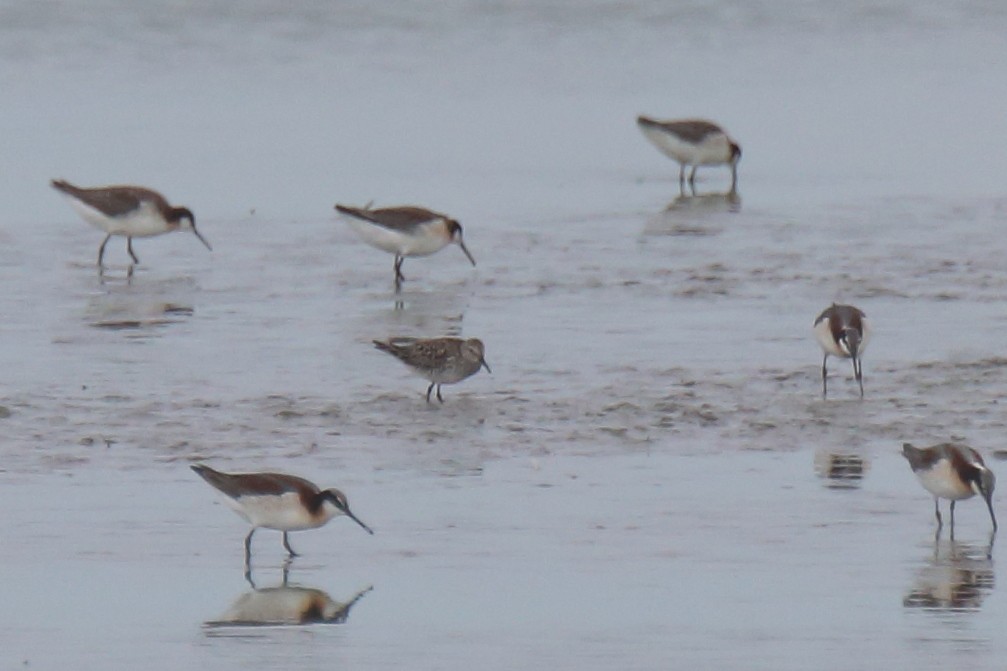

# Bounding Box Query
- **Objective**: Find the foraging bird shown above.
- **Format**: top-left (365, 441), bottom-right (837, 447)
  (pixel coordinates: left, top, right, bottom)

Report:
top-left (51, 179), bottom-right (211, 266)
top-left (902, 442), bottom-right (997, 532)
top-left (335, 204), bottom-right (476, 289)
top-left (373, 337), bottom-right (491, 402)
top-left (191, 464), bottom-right (373, 560)
top-left (636, 117), bottom-right (741, 190)
top-left (813, 303), bottom-right (870, 398)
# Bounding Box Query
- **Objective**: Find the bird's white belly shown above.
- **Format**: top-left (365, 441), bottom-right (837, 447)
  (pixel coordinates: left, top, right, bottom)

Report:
top-left (225, 493), bottom-right (322, 531)
top-left (813, 318), bottom-right (848, 357)
top-left (813, 317), bottom-right (871, 358)
top-left (916, 461), bottom-right (975, 500)
top-left (68, 199), bottom-right (168, 237)
top-left (427, 365), bottom-right (473, 385)
top-left (346, 219), bottom-right (447, 257)
top-left (640, 126), bottom-right (730, 166)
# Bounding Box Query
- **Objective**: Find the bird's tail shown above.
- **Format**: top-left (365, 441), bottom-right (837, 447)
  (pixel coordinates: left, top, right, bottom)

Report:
top-left (372, 339), bottom-right (399, 356)
top-left (191, 463), bottom-right (228, 488)
top-left (50, 179), bottom-right (78, 196)
top-left (901, 443), bottom-right (924, 469)
top-left (334, 204), bottom-right (365, 218)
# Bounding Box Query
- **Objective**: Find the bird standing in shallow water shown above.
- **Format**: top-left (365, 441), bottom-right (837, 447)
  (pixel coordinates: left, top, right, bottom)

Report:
top-left (335, 203), bottom-right (476, 290)
top-left (813, 303), bottom-right (870, 398)
top-left (51, 179), bottom-right (211, 266)
top-left (636, 117), bottom-right (742, 191)
top-left (902, 443), bottom-right (997, 533)
top-left (373, 337), bottom-right (491, 402)
top-left (191, 464), bottom-right (373, 562)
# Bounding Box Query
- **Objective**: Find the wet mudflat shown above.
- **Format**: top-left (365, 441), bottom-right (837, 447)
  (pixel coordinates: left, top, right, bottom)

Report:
top-left (3, 1), bottom-right (1007, 669)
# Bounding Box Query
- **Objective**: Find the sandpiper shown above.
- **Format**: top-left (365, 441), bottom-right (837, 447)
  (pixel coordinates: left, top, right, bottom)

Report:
top-left (636, 116), bottom-right (741, 190)
top-left (191, 464), bottom-right (373, 560)
top-left (813, 303), bottom-right (870, 398)
top-left (51, 179), bottom-right (211, 266)
top-left (334, 204), bottom-right (476, 289)
top-left (902, 443), bottom-right (997, 532)
top-left (373, 336), bottom-right (490, 402)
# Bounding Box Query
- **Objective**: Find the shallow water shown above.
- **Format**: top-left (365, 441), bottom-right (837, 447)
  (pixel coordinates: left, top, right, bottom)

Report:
top-left (3, 1), bottom-right (1007, 669)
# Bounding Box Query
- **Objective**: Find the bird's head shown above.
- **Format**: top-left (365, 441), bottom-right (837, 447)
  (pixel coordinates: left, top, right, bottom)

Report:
top-left (169, 207), bottom-right (212, 251)
top-left (839, 327), bottom-right (861, 359)
top-left (322, 489), bottom-right (374, 534)
top-left (463, 338), bottom-right (491, 373)
top-left (971, 467), bottom-right (998, 532)
top-left (729, 142), bottom-right (742, 165)
top-left (446, 220), bottom-right (476, 266)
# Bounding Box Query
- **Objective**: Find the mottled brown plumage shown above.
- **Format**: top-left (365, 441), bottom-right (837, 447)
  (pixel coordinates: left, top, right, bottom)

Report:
top-left (373, 336), bottom-right (491, 402)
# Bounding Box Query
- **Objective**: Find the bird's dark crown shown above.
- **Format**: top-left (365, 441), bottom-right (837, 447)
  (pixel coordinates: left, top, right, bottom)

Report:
top-left (446, 220), bottom-right (463, 237)
top-left (322, 488), bottom-right (349, 511)
top-left (730, 142), bottom-right (742, 160)
top-left (168, 206), bottom-right (195, 225)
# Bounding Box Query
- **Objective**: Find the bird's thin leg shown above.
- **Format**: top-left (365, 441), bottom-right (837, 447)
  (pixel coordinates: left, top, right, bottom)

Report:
top-left (689, 165), bottom-right (698, 186)
top-left (282, 531), bottom-right (299, 557)
top-left (394, 255), bottom-right (405, 282)
top-left (126, 237), bottom-right (139, 265)
top-left (436, 385), bottom-right (444, 403)
top-left (678, 164), bottom-right (686, 187)
top-left (97, 234), bottom-right (111, 266)
top-left (281, 557), bottom-right (292, 586)
top-left (426, 382), bottom-right (435, 404)
top-left (244, 528), bottom-right (256, 565)
top-left (822, 355), bottom-right (829, 398)
top-left (950, 500), bottom-right (956, 529)
top-left (933, 499), bottom-right (942, 528)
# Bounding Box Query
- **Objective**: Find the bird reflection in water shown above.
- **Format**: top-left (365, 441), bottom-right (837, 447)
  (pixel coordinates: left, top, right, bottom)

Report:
top-left (206, 562), bottom-right (373, 629)
top-left (813, 451), bottom-right (869, 489)
top-left (89, 303), bottom-right (194, 330)
top-left (642, 190), bottom-right (741, 237)
top-left (86, 274), bottom-right (197, 331)
top-left (903, 533), bottom-right (995, 612)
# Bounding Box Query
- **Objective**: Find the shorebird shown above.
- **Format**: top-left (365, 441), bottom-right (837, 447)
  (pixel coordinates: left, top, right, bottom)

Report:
top-left (636, 117), bottom-right (741, 190)
top-left (191, 464), bottom-right (373, 560)
top-left (373, 336), bottom-right (490, 402)
top-left (51, 179), bottom-right (211, 266)
top-left (902, 443), bottom-right (997, 532)
top-left (335, 204), bottom-right (475, 289)
top-left (813, 303), bottom-right (870, 398)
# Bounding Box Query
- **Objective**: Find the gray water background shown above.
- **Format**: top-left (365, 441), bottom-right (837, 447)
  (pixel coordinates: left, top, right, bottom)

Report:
top-left (3, 1), bottom-right (1007, 669)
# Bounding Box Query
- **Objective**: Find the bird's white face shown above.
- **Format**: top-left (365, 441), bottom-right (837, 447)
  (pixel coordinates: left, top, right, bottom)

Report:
top-left (972, 467), bottom-right (996, 498)
top-left (321, 490), bottom-right (350, 520)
